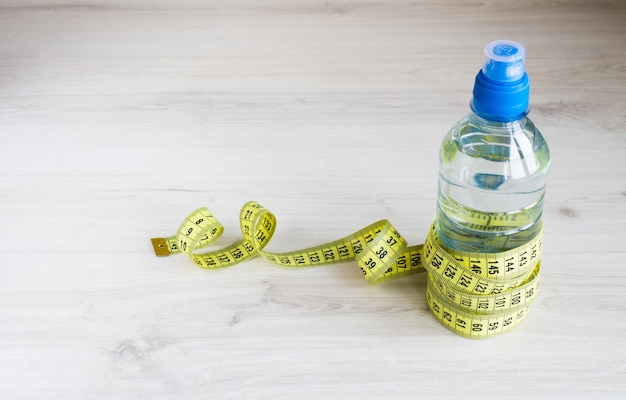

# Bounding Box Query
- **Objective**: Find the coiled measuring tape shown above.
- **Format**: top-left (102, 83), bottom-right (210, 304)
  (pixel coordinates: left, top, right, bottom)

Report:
top-left (151, 201), bottom-right (542, 339)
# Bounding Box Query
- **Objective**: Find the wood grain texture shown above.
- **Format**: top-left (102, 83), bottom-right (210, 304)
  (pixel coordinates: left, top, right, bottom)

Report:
top-left (1, 1), bottom-right (625, 399)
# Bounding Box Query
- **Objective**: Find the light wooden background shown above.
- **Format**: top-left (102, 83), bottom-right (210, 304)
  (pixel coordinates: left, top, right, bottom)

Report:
top-left (1, 1), bottom-right (625, 399)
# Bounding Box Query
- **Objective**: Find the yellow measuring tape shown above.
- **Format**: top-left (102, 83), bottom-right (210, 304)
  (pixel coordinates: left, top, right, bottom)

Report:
top-left (151, 201), bottom-right (542, 339)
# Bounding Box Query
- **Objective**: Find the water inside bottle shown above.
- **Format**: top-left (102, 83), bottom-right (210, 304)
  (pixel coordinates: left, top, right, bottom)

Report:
top-left (435, 113), bottom-right (550, 252)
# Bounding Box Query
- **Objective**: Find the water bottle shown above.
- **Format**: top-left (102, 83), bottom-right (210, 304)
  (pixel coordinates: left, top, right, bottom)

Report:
top-left (435, 40), bottom-right (550, 253)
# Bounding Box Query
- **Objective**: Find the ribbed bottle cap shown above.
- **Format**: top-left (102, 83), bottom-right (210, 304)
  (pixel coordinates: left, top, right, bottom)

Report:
top-left (471, 40), bottom-right (530, 122)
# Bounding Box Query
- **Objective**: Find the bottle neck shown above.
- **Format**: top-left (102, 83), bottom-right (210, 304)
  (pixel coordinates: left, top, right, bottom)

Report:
top-left (467, 108), bottom-right (527, 129)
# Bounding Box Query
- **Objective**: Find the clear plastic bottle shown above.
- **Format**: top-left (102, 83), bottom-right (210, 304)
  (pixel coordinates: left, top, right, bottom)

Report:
top-left (435, 40), bottom-right (550, 253)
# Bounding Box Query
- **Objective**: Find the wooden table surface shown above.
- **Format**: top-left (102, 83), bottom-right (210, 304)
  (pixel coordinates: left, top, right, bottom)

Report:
top-left (2, 1), bottom-right (625, 399)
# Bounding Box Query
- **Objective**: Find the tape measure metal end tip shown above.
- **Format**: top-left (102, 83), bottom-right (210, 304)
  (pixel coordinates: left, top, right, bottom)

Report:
top-left (151, 238), bottom-right (170, 257)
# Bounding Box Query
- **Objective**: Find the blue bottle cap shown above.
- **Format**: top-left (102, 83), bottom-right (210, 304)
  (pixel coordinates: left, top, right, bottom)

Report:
top-left (471, 40), bottom-right (530, 122)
